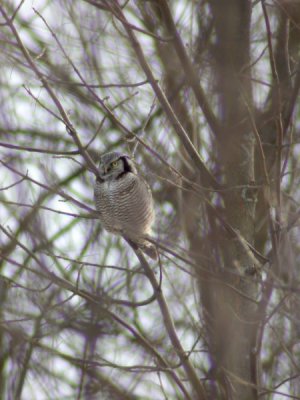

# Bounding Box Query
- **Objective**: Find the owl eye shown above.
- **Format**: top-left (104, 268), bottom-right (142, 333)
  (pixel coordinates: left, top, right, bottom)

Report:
top-left (111, 160), bottom-right (119, 168)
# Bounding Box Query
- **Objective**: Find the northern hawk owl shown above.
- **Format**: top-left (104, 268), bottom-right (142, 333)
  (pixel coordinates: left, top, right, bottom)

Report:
top-left (94, 151), bottom-right (157, 260)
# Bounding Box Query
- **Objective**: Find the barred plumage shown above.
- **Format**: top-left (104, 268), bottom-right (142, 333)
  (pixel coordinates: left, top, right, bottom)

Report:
top-left (94, 151), bottom-right (157, 260)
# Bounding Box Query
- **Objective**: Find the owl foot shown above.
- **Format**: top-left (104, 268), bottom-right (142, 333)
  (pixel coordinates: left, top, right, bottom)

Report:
top-left (140, 243), bottom-right (158, 260)
top-left (125, 237), bottom-right (158, 260)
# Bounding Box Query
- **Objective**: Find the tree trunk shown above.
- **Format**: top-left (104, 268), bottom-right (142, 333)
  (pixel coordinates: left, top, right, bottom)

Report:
top-left (198, 2), bottom-right (259, 398)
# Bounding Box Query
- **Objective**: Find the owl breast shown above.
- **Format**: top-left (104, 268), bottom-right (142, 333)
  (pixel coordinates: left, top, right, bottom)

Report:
top-left (94, 172), bottom-right (154, 240)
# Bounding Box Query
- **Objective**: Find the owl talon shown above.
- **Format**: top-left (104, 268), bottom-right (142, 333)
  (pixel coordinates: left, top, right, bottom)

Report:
top-left (141, 243), bottom-right (158, 260)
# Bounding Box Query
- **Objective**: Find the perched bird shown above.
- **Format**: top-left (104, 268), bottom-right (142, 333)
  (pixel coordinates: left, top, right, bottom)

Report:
top-left (94, 151), bottom-right (157, 260)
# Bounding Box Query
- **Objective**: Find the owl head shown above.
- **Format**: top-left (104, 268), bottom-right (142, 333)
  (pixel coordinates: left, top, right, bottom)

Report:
top-left (98, 151), bottom-right (137, 181)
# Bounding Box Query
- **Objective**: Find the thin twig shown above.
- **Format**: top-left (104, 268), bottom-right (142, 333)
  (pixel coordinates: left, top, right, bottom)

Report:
top-left (101, 0), bottom-right (219, 191)
top-left (0, 159), bottom-right (95, 214)
top-left (126, 239), bottom-right (207, 400)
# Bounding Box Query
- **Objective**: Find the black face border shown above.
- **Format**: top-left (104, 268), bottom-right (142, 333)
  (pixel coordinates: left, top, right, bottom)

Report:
top-left (121, 156), bottom-right (133, 173)
top-left (116, 156), bottom-right (133, 179)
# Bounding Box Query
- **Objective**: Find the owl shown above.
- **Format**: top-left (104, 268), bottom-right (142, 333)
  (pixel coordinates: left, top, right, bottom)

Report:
top-left (94, 151), bottom-right (157, 260)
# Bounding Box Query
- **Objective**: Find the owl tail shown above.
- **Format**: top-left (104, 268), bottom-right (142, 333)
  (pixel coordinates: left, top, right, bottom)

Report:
top-left (140, 242), bottom-right (158, 260)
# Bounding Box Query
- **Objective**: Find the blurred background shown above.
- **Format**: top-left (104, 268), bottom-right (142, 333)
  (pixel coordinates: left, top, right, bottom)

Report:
top-left (1, 1), bottom-right (300, 399)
